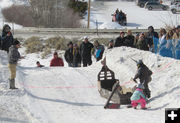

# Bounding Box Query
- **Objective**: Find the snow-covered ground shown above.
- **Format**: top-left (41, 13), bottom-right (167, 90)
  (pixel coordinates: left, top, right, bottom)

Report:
top-left (1, 45), bottom-right (180, 123)
top-left (83, 0), bottom-right (180, 29)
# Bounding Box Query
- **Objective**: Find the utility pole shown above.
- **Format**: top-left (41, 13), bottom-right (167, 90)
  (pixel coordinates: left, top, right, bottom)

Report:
top-left (87, 0), bottom-right (91, 28)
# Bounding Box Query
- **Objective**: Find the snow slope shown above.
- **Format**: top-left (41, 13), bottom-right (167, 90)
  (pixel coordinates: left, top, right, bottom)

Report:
top-left (1, 45), bottom-right (180, 123)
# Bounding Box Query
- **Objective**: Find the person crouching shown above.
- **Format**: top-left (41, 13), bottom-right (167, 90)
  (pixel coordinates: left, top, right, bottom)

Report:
top-left (130, 83), bottom-right (147, 109)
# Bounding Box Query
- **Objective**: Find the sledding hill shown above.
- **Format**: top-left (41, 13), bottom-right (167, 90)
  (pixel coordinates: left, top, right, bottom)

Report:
top-left (1, 46), bottom-right (180, 123)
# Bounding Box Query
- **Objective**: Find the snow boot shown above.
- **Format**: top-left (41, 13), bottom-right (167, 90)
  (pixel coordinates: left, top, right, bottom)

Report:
top-left (9, 79), bottom-right (18, 89)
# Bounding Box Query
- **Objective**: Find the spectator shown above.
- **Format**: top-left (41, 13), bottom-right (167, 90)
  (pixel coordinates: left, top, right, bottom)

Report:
top-left (114, 31), bottom-right (125, 47)
top-left (124, 29), bottom-right (135, 48)
top-left (8, 39), bottom-right (23, 89)
top-left (134, 33), bottom-right (139, 48)
top-left (136, 33), bottom-right (149, 51)
top-left (1, 24), bottom-right (14, 52)
top-left (64, 41), bottom-right (73, 67)
top-left (173, 25), bottom-right (180, 46)
top-left (50, 52), bottom-right (64, 67)
top-left (146, 26), bottom-right (159, 52)
top-left (158, 28), bottom-right (167, 49)
top-left (72, 43), bottom-right (81, 67)
top-left (108, 39), bottom-right (114, 49)
top-left (93, 40), bottom-right (105, 61)
top-left (80, 36), bottom-right (94, 67)
top-left (36, 61), bottom-right (44, 68)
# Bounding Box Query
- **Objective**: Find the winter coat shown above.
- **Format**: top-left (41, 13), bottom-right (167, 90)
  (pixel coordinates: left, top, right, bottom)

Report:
top-left (64, 48), bottom-right (73, 64)
top-left (1, 25), bottom-right (14, 52)
top-left (134, 64), bottom-right (152, 84)
top-left (8, 45), bottom-right (20, 64)
top-left (50, 57), bottom-right (64, 67)
top-left (146, 31), bottom-right (158, 47)
top-left (130, 88), bottom-right (146, 101)
top-left (73, 48), bottom-right (81, 65)
top-left (80, 42), bottom-right (94, 60)
top-left (136, 38), bottom-right (149, 51)
top-left (114, 36), bottom-right (125, 47)
top-left (124, 35), bottom-right (135, 47)
top-left (94, 45), bottom-right (104, 60)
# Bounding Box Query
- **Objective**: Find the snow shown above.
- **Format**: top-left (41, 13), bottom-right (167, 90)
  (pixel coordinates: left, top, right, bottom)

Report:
top-left (1, 45), bottom-right (180, 123)
top-left (83, 0), bottom-right (180, 29)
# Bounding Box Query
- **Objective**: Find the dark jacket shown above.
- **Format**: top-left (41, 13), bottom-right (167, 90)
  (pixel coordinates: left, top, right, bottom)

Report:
top-left (80, 42), bottom-right (94, 60)
top-left (73, 48), bottom-right (81, 64)
top-left (146, 28), bottom-right (159, 47)
top-left (1, 25), bottom-right (14, 52)
top-left (0, 36), bottom-right (1, 49)
top-left (124, 35), bottom-right (135, 47)
top-left (136, 38), bottom-right (149, 51)
top-left (134, 64), bottom-right (152, 84)
top-left (114, 36), bottom-right (125, 47)
top-left (64, 48), bottom-right (73, 64)
top-left (8, 45), bottom-right (20, 64)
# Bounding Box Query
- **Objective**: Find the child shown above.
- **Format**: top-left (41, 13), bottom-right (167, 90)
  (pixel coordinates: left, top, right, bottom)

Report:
top-left (130, 83), bottom-right (147, 109)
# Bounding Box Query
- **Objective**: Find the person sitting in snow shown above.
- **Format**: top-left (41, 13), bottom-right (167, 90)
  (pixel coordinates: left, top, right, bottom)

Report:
top-left (133, 60), bottom-right (152, 98)
top-left (50, 52), bottom-right (64, 67)
top-left (130, 83), bottom-right (147, 109)
top-left (36, 61), bottom-right (44, 68)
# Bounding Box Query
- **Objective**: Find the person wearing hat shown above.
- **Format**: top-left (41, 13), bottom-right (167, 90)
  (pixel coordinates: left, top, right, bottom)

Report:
top-left (114, 31), bottom-right (125, 47)
top-left (130, 83), bottom-right (147, 109)
top-left (8, 39), bottom-right (23, 89)
top-left (80, 36), bottom-right (94, 67)
top-left (50, 52), bottom-right (64, 67)
top-left (136, 32), bottom-right (149, 51)
top-left (1, 24), bottom-right (14, 52)
top-left (36, 61), bottom-right (44, 68)
top-left (72, 43), bottom-right (81, 67)
top-left (108, 39), bottom-right (114, 49)
top-left (133, 60), bottom-right (152, 98)
top-left (64, 41), bottom-right (73, 67)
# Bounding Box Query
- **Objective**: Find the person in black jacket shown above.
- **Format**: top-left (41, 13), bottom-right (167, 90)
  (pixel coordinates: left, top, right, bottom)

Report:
top-left (114, 31), bottom-right (125, 47)
top-left (1, 24), bottom-right (14, 52)
top-left (80, 36), bottom-right (94, 67)
top-left (64, 41), bottom-right (73, 67)
top-left (133, 60), bottom-right (152, 98)
top-left (72, 43), bottom-right (81, 67)
top-left (124, 30), bottom-right (135, 48)
top-left (146, 26), bottom-right (159, 52)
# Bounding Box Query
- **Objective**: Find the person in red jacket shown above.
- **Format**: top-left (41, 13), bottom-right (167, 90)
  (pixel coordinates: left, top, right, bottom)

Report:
top-left (50, 52), bottom-right (64, 67)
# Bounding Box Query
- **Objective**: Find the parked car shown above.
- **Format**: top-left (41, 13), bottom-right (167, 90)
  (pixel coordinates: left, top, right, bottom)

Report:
top-left (144, 1), bottom-right (169, 10)
top-left (171, 0), bottom-right (180, 5)
top-left (136, 0), bottom-right (159, 8)
top-left (170, 2), bottom-right (180, 14)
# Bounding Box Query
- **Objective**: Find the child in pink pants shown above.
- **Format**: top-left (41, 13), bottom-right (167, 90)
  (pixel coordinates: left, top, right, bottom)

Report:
top-left (130, 83), bottom-right (147, 109)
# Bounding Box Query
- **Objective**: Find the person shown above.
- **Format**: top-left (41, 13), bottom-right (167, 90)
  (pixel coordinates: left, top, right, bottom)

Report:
top-left (93, 40), bottom-right (105, 61)
top-left (64, 41), bottom-right (73, 67)
top-left (114, 31), bottom-right (125, 47)
top-left (72, 43), bottom-right (81, 67)
top-left (146, 26), bottom-right (159, 52)
top-left (8, 39), bottom-right (23, 89)
top-left (124, 30), bottom-right (135, 48)
top-left (136, 33), bottom-right (149, 51)
top-left (130, 83), bottom-right (147, 109)
top-left (36, 61), bottom-right (44, 68)
top-left (50, 52), bottom-right (64, 67)
top-left (158, 28), bottom-right (167, 49)
top-left (0, 35), bottom-right (2, 50)
top-left (133, 60), bottom-right (152, 98)
top-left (108, 39), bottom-right (114, 49)
top-left (1, 24), bottom-right (14, 52)
top-left (133, 33), bottom-right (139, 48)
top-left (80, 36), bottom-right (94, 67)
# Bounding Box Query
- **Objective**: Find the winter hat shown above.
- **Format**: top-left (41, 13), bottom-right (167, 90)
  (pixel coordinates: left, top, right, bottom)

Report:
top-left (13, 39), bottom-right (20, 45)
top-left (177, 25), bottom-right (180, 29)
top-left (120, 31), bottom-right (125, 34)
top-left (73, 43), bottom-right (78, 47)
top-left (67, 41), bottom-right (73, 46)
top-left (137, 83), bottom-right (144, 89)
top-left (84, 36), bottom-right (88, 40)
top-left (136, 60), bottom-right (143, 67)
top-left (109, 39), bottom-right (114, 43)
top-left (53, 52), bottom-right (58, 56)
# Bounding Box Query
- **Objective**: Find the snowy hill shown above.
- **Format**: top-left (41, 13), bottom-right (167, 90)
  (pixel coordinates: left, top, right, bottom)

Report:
top-left (1, 46), bottom-right (180, 123)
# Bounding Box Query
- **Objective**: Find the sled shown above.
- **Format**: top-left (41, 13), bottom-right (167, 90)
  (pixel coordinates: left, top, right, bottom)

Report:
top-left (97, 62), bottom-right (134, 108)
